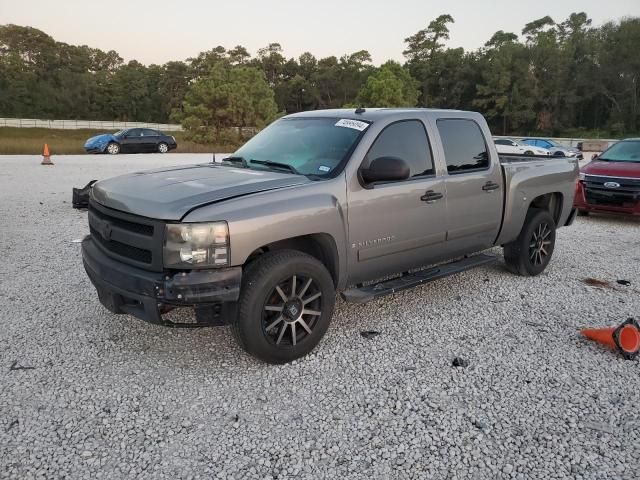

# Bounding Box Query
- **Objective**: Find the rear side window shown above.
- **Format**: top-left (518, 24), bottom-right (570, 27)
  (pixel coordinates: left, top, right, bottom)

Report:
top-left (143, 129), bottom-right (159, 136)
top-left (366, 120), bottom-right (434, 178)
top-left (437, 119), bottom-right (489, 174)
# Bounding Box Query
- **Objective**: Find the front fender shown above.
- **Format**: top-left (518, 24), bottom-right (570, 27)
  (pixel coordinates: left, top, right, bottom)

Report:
top-left (182, 176), bottom-right (349, 288)
top-left (85, 134), bottom-right (117, 152)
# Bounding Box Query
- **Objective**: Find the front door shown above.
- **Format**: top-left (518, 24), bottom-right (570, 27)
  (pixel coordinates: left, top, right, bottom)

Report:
top-left (347, 119), bottom-right (448, 284)
top-left (120, 128), bottom-right (144, 153)
top-left (435, 118), bottom-right (503, 251)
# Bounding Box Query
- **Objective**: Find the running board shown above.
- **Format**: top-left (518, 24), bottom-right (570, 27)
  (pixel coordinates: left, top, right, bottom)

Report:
top-left (341, 254), bottom-right (497, 304)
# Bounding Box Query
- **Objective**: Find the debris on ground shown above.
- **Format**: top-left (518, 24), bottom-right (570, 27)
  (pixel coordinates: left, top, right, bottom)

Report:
top-left (9, 360), bottom-right (35, 371)
top-left (360, 330), bottom-right (380, 339)
top-left (616, 279), bottom-right (631, 286)
top-left (6, 419), bottom-right (19, 432)
top-left (72, 180), bottom-right (97, 209)
top-left (452, 357), bottom-right (469, 368)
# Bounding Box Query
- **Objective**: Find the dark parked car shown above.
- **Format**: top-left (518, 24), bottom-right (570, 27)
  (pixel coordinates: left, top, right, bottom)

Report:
top-left (84, 128), bottom-right (177, 154)
top-left (574, 138), bottom-right (640, 217)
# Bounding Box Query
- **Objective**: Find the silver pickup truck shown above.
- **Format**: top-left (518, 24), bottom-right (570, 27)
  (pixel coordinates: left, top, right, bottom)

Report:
top-left (82, 108), bottom-right (578, 363)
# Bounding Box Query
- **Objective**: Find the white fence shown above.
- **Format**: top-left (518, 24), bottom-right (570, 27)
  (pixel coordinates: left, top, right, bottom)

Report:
top-left (0, 117), bottom-right (183, 131)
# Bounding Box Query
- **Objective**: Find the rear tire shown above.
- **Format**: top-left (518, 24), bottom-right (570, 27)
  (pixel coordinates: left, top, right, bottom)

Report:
top-left (106, 142), bottom-right (120, 155)
top-left (504, 209), bottom-right (556, 276)
top-left (158, 142), bottom-right (169, 153)
top-left (524, 150), bottom-right (534, 156)
top-left (232, 250), bottom-right (336, 364)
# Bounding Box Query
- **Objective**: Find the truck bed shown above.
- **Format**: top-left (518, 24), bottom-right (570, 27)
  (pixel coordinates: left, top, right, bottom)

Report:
top-left (499, 153), bottom-right (561, 164)
top-left (495, 154), bottom-right (579, 245)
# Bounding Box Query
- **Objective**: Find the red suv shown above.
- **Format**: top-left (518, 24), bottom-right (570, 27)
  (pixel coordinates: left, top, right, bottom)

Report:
top-left (574, 139), bottom-right (640, 217)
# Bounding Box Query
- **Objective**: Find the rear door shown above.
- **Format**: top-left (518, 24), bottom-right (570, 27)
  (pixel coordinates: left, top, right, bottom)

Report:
top-left (346, 119), bottom-right (448, 283)
top-left (436, 118), bottom-right (503, 250)
top-left (142, 129), bottom-right (160, 152)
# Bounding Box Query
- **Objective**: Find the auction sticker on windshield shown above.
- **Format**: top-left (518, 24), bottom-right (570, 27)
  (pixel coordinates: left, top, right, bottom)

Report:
top-left (335, 119), bottom-right (369, 131)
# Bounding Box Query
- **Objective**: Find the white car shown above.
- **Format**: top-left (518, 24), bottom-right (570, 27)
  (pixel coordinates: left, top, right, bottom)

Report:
top-left (494, 138), bottom-right (550, 156)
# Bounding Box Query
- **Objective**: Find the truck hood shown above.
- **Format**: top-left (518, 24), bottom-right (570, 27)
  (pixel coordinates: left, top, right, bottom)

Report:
top-left (92, 164), bottom-right (311, 220)
top-left (581, 160), bottom-right (640, 178)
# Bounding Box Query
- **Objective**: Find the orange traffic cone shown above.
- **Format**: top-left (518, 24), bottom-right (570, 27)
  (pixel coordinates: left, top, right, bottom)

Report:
top-left (581, 318), bottom-right (640, 360)
top-left (41, 143), bottom-right (53, 165)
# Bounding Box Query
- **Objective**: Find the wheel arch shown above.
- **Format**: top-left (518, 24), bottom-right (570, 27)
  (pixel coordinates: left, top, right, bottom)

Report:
top-left (245, 233), bottom-right (340, 288)
top-left (528, 192), bottom-right (564, 226)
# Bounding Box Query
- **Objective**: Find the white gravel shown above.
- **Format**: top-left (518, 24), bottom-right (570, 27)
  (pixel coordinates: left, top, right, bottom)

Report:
top-left (1, 154), bottom-right (639, 480)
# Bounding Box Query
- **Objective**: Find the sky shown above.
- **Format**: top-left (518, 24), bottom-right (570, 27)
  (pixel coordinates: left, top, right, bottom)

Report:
top-left (1, 0), bottom-right (639, 65)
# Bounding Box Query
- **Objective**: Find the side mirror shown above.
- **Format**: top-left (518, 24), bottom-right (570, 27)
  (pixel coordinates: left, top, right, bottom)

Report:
top-left (361, 156), bottom-right (410, 184)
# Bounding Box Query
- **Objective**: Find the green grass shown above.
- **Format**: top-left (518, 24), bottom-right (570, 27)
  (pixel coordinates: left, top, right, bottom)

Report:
top-left (0, 127), bottom-right (241, 155)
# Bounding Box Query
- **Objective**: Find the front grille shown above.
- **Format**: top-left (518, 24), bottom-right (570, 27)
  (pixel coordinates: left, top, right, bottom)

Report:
top-left (90, 205), bottom-right (154, 236)
top-left (88, 200), bottom-right (164, 271)
top-left (584, 175), bottom-right (640, 208)
top-left (90, 225), bottom-right (152, 263)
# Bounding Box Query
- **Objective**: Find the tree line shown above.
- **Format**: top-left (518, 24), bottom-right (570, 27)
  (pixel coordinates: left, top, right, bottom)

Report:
top-left (0, 13), bottom-right (639, 141)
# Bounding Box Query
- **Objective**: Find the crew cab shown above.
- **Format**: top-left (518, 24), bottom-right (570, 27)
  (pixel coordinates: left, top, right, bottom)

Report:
top-left (81, 109), bottom-right (578, 363)
top-left (575, 138), bottom-right (640, 217)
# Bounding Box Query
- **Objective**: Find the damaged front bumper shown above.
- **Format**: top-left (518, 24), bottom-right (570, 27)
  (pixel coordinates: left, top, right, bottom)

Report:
top-left (82, 235), bottom-right (241, 326)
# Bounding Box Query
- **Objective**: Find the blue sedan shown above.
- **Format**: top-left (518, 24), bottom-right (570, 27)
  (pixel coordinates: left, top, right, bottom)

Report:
top-left (84, 128), bottom-right (177, 154)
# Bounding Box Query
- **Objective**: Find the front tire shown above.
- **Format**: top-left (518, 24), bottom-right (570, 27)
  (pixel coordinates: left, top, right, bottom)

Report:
top-left (158, 142), bottom-right (169, 153)
top-left (504, 209), bottom-right (556, 276)
top-left (232, 250), bottom-right (336, 364)
top-left (106, 142), bottom-right (120, 155)
top-left (524, 150), bottom-right (534, 156)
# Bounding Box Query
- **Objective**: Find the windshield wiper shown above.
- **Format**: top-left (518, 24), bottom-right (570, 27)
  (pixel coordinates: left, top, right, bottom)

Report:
top-left (250, 159), bottom-right (300, 175)
top-left (221, 156), bottom-right (249, 168)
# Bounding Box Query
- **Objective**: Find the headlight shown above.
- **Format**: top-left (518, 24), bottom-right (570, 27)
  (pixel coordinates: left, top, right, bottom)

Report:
top-left (163, 222), bottom-right (229, 268)
top-left (578, 172), bottom-right (585, 181)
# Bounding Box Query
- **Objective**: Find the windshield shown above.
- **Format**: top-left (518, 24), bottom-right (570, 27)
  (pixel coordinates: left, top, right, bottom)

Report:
top-left (232, 117), bottom-right (368, 177)
top-left (598, 141), bottom-right (640, 163)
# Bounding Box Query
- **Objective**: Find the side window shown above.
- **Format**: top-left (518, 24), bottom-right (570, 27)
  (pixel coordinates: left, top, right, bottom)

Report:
top-left (366, 120), bottom-right (434, 179)
top-left (495, 139), bottom-right (508, 145)
top-left (127, 129), bottom-right (141, 137)
top-left (143, 129), bottom-right (158, 136)
top-left (437, 119), bottom-right (489, 174)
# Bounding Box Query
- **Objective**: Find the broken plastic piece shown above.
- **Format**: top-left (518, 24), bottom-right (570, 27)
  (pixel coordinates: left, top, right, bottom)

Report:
top-left (72, 180), bottom-right (98, 209)
top-left (360, 330), bottom-right (380, 339)
top-left (452, 357), bottom-right (469, 368)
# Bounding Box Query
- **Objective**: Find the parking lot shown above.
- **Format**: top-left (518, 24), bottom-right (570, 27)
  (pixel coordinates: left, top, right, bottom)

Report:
top-left (0, 154), bottom-right (639, 479)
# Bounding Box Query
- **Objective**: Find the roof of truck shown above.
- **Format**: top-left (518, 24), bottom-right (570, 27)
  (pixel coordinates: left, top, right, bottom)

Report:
top-left (284, 108), bottom-right (469, 121)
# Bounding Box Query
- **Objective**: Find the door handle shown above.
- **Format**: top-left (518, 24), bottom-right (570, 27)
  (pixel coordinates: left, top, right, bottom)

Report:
top-left (420, 190), bottom-right (444, 203)
top-left (482, 181), bottom-right (500, 192)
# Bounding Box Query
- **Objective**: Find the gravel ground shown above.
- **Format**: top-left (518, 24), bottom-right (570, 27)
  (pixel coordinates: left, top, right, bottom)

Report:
top-left (1, 154), bottom-right (639, 480)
